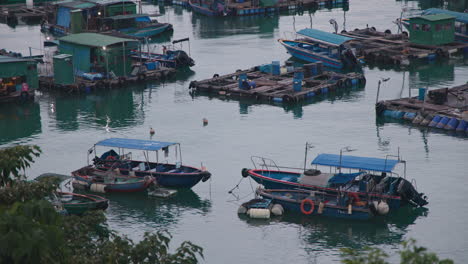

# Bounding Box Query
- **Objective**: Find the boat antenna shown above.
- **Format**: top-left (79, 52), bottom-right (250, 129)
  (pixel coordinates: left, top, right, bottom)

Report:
top-left (303, 142), bottom-right (314, 171)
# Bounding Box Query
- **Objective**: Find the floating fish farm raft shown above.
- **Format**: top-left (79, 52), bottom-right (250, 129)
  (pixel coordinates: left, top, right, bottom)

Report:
top-left (39, 67), bottom-right (176, 93)
top-left (341, 28), bottom-right (468, 66)
top-left (189, 61), bottom-right (365, 103)
top-left (376, 83), bottom-right (468, 133)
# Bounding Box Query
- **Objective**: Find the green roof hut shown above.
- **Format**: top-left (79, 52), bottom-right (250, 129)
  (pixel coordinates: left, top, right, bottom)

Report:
top-left (58, 33), bottom-right (138, 77)
top-left (408, 14), bottom-right (456, 45)
top-left (0, 56), bottom-right (38, 89)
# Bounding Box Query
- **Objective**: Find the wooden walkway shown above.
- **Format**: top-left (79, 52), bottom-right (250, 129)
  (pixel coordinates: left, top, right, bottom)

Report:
top-left (189, 64), bottom-right (364, 103)
top-left (39, 67), bottom-right (176, 93)
top-left (342, 28), bottom-right (468, 66)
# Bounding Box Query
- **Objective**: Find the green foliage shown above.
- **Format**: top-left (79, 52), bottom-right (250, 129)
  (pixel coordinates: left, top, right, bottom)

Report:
top-left (340, 239), bottom-right (454, 264)
top-left (0, 145), bottom-right (41, 186)
top-left (0, 180), bottom-right (58, 207)
top-left (0, 200), bottom-right (66, 264)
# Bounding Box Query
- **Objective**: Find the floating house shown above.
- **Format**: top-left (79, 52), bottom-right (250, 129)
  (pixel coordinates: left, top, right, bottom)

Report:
top-left (0, 55), bottom-right (37, 102)
top-left (43, 0), bottom-right (137, 35)
top-left (421, 8), bottom-right (468, 43)
top-left (58, 33), bottom-right (138, 77)
top-left (407, 14), bottom-right (456, 46)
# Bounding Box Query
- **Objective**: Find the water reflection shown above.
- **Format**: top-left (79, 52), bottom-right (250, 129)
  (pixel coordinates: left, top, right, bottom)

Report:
top-left (105, 189), bottom-right (212, 229)
top-left (47, 89), bottom-right (145, 132)
top-left (0, 101), bottom-right (41, 144)
top-left (194, 82), bottom-right (365, 118)
top-left (239, 206), bottom-right (427, 249)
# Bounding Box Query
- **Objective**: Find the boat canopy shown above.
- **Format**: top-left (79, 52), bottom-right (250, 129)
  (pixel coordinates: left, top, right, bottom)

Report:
top-left (105, 14), bottom-right (152, 22)
top-left (311, 154), bottom-right (399, 173)
top-left (95, 138), bottom-right (177, 151)
top-left (422, 8), bottom-right (468, 24)
top-left (297, 28), bottom-right (354, 46)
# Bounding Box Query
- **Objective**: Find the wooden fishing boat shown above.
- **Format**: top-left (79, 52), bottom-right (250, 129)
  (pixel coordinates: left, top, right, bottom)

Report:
top-left (54, 192), bottom-right (109, 215)
top-left (101, 14), bottom-right (173, 39)
top-left (189, 0), bottom-right (228, 16)
top-left (242, 147), bottom-right (428, 210)
top-left (257, 188), bottom-right (376, 220)
top-left (130, 38), bottom-right (195, 68)
top-left (72, 166), bottom-right (155, 193)
top-left (83, 138), bottom-right (211, 189)
top-left (279, 28), bottom-right (360, 69)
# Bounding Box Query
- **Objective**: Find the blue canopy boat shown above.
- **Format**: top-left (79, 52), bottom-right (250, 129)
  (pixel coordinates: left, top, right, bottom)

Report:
top-left (101, 14), bottom-right (173, 38)
top-left (279, 28), bottom-right (360, 69)
top-left (242, 150), bottom-right (428, 210)
top-left (84, 138), bottom-right (211, 189)
top-left (257, 188), bottom-right (376, 220)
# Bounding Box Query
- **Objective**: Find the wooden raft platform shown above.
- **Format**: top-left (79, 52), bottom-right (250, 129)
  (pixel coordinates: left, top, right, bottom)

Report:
top-left (189, 65), bottom-right (365, 103)
top-left (342, 28), bottom-right (468, 66)
top-left (38, 67), bottom-right (176, 93)
top-left (376, 83), bottom-right (468, 133)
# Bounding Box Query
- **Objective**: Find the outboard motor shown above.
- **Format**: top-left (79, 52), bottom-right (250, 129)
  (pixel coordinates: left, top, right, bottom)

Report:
top-left (396, 178), bottom-right (428, 207)
top-left (172, 50), bottom-right (195, 67)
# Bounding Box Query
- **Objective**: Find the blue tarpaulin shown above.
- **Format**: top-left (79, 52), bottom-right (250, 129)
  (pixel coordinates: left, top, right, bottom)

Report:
top-left (57, 7), bottom-right (71, 28)
top-left (422, 8), bottom-right (468, 24)
top-left (311, 154), bottom-right (399, 172)
top-left (135, 16), bottom-right (151, 22)
top-left (327, 172), bottom-right (363, 184)
top-left (297, 28), bottom-right (354, 46)
top-left (95, 138), bottom-right (177, 151)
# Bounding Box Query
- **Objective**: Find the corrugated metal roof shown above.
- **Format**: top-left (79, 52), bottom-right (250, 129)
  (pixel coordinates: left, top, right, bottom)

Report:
top-left (58, 1), bottom-right (97, 9)
top-left (410, 14), bottom-right (455, 22)
top-left (297, 28), bottom-right (354, 46)
top-left (422, 8), bottom-right (468, 24)
top-left (59, 33), bottom-right (137, 48)
top-left (0, 55), bottom-right (34, 64)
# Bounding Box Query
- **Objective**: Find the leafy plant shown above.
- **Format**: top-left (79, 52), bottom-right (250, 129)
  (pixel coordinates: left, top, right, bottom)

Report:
top-left (0, 145), bottom-right (41, 186)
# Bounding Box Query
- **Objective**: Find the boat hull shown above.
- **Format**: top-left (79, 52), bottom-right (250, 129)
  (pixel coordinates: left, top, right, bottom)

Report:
top-left (258, 189), bottom-right (373, 220)
top-left (120, 24), bottom-right (173, 38)
top-left (246, 169), bottom-right (402, 210)
top-left (189, 2), bottom-right (222, 16)
top-left (58, 192), bottom-right (109, 215)
top-left (279, 39), bottom-right (344, 69)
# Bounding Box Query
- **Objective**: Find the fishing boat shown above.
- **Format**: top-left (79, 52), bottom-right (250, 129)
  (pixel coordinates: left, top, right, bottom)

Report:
top-left (189, 0), bottom-right (229, 16)
top-left (84, 138), bottom-right (211, 189)
top-left (52, 192), bottom-right (109, 215)
top-left (130, 38), bottom-right (195, 68)
top-left (72, 166), bottom-right (155, 193)
top-left (101, 14), bottom-right (173, 39)
top-left (256, 188), bottom-right (377, 220)
top-left (278, 28), bottom-right (360, 69)
top-left (242, 147), bottom-right (428, 210)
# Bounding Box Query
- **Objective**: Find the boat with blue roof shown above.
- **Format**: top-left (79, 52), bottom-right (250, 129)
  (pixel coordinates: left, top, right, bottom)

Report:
top-left (242, 147), bottom-right (428, 211)
top-left (279, 28), bottom-right (360, 69)
top-left (75, 138), bottom-right (211, 189)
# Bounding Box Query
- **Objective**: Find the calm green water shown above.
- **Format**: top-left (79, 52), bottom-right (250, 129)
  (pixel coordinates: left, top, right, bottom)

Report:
top-left (1, 0), bottom-right (468, 263)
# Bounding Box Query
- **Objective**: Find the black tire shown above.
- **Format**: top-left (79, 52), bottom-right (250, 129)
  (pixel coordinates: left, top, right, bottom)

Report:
top-left (384, 29), bottom-right (391, 34)
top-left (213, 73), bottom-right (219, 78)
top-left (241, 168), bottom-right (250, 178)
top-left (370, 26), bottom-right (376, 31)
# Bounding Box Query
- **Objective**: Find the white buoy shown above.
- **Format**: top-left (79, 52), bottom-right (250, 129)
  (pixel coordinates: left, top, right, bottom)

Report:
top-left (271, 204), bottom-right (284, 216)
top-left (90, 183), bottom-right (106, 193)
top-left (377, 201), bottom-right (390, 215)
top-left (348, 204), bottom-right (352, 214)
top-left (248, 208), bottom-right (270, 219)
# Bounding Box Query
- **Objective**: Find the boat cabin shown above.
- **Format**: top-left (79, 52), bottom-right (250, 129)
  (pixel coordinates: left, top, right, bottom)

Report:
top-left (408, 14), bottom-right (456, 45)
top-left (58, 33), bottom-right (138, 77)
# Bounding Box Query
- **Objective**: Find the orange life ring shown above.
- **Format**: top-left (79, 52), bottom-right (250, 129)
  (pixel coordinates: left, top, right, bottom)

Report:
top-left (300, 199), bottom-right (315, 215)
